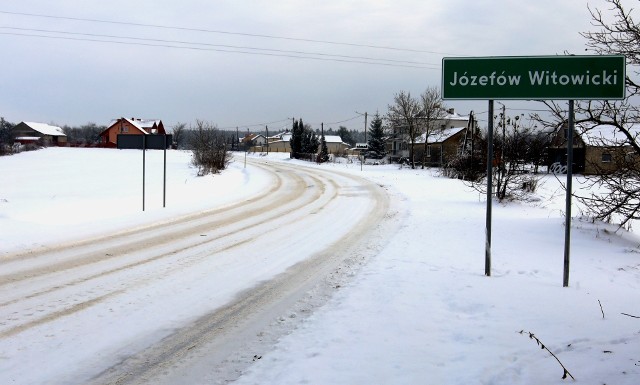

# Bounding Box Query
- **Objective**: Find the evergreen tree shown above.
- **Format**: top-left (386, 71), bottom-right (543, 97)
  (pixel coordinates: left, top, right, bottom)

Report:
top-left (290, 119), bottom-right (302, 158)
top-left (366, 113), bottom-right (386, 159)
top-left (0, 117), bottom-right (14, 155)
top-left (301, 127), bottom-right (319, 154)
top-left (318, 134), bottom-right (330, 163)
top-left (338, 126), bottom-right (355, 147)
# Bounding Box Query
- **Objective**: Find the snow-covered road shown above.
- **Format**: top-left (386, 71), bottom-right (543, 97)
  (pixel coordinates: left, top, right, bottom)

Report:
top-left (0, 157), bottom-right (392, 385)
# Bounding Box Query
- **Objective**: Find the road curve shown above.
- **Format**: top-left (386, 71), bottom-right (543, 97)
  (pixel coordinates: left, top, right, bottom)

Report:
top-left (0, 158), bottom-right (395, 385)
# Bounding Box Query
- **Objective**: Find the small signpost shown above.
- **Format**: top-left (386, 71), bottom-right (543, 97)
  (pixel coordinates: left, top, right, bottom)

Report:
top-left (442, 55), bottom-right (626, 286)
top-left (117, 134), bottom-right (172, 211)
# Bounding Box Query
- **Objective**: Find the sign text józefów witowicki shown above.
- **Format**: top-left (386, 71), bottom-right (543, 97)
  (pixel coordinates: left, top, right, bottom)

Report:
top-left (441, 56), bottom-right (626, 100)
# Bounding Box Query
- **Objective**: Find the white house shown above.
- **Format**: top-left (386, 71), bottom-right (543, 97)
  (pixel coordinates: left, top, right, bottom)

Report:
top-left (13, 122), bottom-right (67, 146)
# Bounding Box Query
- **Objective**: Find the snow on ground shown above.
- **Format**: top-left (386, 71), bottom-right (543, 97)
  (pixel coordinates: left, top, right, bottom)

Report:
top-left (0, 148), bottom-right (270, 255)
top-left (1, 148), bottom-right (640, 384)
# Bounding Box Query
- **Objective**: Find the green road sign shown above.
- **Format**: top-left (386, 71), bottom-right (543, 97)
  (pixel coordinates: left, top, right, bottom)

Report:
top-left (442, 55), bottom-right (626, 100)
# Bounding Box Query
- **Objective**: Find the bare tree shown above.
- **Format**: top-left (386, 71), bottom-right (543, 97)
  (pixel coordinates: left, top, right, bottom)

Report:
top-left (533, 0), bottom-right (640, 227)
top-left (387, 91), bottom-right (421, 168)
top-left (418, 86), bottom-right (447, 169)
top-left (190, 120), bottom-right (232, 176)
top-left (171, 122), bottom-right (186, 149)
top-left (62, 122), bottom-right (104, 145)
top-left (468, 113), bottom-right (542, 201)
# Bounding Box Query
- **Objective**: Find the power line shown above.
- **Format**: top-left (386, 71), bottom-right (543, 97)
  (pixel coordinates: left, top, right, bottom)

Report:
top-left (0, 26), bottom-right (440, 68)
top-left (217, 118), bottom-right (291, 130)
top-left (322, 115), bottom-right (362, 126)
top-left (0, 31), bottom-right (439, 69)
top-left (0, 10), bottom-right (463, 56)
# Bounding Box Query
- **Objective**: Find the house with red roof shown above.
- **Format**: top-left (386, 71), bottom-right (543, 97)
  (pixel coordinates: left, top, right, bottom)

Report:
top-left (99, 118), bottom-right (166, 148)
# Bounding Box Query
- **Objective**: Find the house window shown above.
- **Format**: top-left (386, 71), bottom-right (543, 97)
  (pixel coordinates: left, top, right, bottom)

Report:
top-left (120, 126), bottom-right (128, 133)
top-left (602, 153), bottom-right (612, 163)
top-left (426, 145), bottom-right (431, 157)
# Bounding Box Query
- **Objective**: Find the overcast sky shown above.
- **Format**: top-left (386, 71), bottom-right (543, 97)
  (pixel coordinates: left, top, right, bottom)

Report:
top-left (0, 1), bottom-right (607, 131)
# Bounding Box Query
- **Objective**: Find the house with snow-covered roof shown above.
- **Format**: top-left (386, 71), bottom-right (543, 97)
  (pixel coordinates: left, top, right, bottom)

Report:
top-left (322, 135), bottom-right (350, 154)
top-left (547, 123), bottom-right (640, 175)
top-left (13, 122), bottom-right (67, 146)
top-left (99, 117), bottom-right (166, 148)
top-left (240, 133), bottom-right (267, 146)
top-left (252, 131), bottom-right (350, 154)
top-left (411, 126), bottom-right (473, 167)
top-left (387, 108), bottom-right (470, 164)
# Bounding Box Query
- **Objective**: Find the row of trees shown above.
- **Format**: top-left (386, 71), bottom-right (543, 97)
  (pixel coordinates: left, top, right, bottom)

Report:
top-left (290, 118), bottom-right (332, 163)
top-left (61, 123), bottom-right (106, 145)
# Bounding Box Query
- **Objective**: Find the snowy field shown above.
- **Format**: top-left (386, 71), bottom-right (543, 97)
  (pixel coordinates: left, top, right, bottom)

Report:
top-left (1, 147), bottom-right (639, 384)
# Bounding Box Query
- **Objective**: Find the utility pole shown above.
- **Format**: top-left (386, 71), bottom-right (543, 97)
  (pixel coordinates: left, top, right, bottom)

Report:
top-left (266, 125), bottom-right (269, 153)
top-left (356, 111), bottom-right (368, 143)
top-left (364, 112), bottom-right (368, 143)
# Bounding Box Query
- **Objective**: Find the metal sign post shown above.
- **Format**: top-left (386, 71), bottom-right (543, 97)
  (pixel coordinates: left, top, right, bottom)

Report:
top-left (142, 135), bottom-right (146, 212)
top-left (163, 134), bottom-right (167, 208)
top-left (485, 100), bottom-right (494, 276)
top-left (117, 134), bottom-right (172, 211)
top-left (564, 101), bottom-right (575, 287)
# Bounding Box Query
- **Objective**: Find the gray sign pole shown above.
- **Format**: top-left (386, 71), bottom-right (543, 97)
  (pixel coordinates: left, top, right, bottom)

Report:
top-left (142, 135), bottom-right (146, 212)
top-left (564, 100), bottom-right (575, 287)
top-left (485, 100), bottom-right (494, 276)
top-left (163, 135), bottom-right (167, 208)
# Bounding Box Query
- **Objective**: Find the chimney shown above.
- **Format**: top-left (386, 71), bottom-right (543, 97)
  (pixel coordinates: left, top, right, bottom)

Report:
top-left (447, 108), bottom-right (455, 115)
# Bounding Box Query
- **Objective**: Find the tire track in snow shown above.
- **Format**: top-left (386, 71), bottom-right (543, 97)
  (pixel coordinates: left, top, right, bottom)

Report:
top-left (0, 161), bottom-right (286, 284)
top-left (0, 161), bottom-right (339, 338)
top-left (86, 162), bottom-right (392, 385)
top-left (0, 159), bottom-right (393, 385)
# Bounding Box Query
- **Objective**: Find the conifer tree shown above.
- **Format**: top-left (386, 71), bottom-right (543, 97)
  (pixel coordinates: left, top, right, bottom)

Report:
top-left (366, 113), bottom-right (386, 159)
top-left (290, 119), bottom-right (302, 158)
top-left (318, 134), bottom-right (330, 163)
top-left (301, 126), bottom-right (319, 155)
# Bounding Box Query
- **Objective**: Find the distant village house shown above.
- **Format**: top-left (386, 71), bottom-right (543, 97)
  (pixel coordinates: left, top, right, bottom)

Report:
top-left (547, 123), bottom-right (640, 175)
top-left (251, 131), bottom-right (350, 154)
top-left (13, 122), bottom-right (67, 146)
top-left (99, 118), bottom-right (166, 148)
top-left (412, 126), bottom-right (475, 167)
top-left (388, 108), bottom-right (470, 165)
top-left (240, 133), bottom-right (268, 149)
